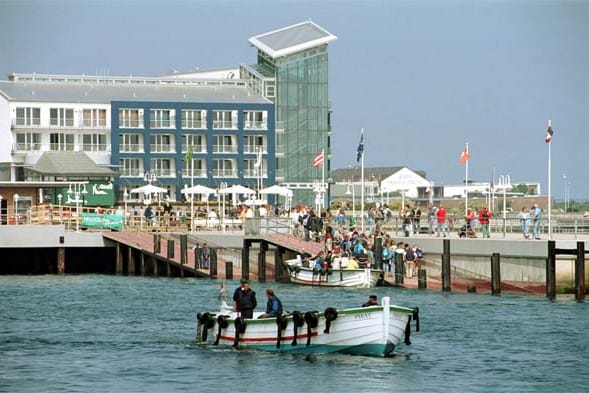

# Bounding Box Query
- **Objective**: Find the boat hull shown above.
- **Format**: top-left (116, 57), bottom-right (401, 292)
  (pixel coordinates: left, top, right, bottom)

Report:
top-left (196, 297), bottom-right (418, 357)
top-left (283, 259), bottom-right (383, 288)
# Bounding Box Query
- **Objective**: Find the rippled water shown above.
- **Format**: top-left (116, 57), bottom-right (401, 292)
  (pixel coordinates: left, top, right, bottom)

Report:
top-left (1, 275), bottom-right (588, 392)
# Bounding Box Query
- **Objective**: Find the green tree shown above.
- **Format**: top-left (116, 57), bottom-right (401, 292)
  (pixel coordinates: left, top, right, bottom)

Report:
top-left (511, 183), bottom-right (529, 195)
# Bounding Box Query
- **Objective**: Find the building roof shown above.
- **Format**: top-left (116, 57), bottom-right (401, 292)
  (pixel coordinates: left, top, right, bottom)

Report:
top-left (248, 20), bottom-right (337, 59)
top-left (30, 152), bottom-right (114, 177)
top-left (331, 167), bottom-right (427, 183)
top-left (0, 74), bottom-right (271, 105)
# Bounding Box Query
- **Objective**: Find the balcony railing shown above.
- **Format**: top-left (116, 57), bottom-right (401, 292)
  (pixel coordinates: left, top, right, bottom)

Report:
top-left (243, 145), bottom-right (267, 154)
top-left (181, 146), bottom-right (207, 154)
top-left (149, 120), bottom-right (174, 129)
top-left (49, 143), bottom-right (75, 151)
top-left (243, 169), bottom-right (268, 178)
top-left (119, 120), bottom-right (144, 129)
top-left (11, 119), bottom-right (41, 128)
top-left (81, 144), bottom-right (110, 152)
top-left (150, 145), bottom-right (175, 153)
top-left (152, 168), bottom-right (175, 177)
top-left (120, 168), bottom-right (144, 177)
top-left (181, 169), bottom-right (208, 178)
top-left (243, 121), bottom-right (268, 130)
top-left (212, 169), bottom-right (238, 178)
top-left (212, 120), bottom-right (236, 129)
top-left (12, 143), bottom-right (42, 152)
top-left (212, 145), bottom-right (238, 154)
top-left (181, 120), bottom-right (206, 129)
top-left (119, 144), bottom-right (144, 153)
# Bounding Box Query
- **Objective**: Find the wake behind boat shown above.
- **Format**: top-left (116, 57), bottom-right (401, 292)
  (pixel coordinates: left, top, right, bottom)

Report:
top-left (195, 296), bottom-right (419, 357)
top-left (283, 257), bottom-right (383, 288)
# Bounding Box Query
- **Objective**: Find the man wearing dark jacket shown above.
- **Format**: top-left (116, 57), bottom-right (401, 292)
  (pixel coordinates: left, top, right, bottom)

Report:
top-left (232, 279), bottom-right (257, 319)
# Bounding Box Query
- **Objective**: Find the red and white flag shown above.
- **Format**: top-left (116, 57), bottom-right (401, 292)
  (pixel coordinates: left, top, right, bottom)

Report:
top-left (313, 150), bottom-right (324, 168)
top-left (459, 144), bottom-right (471, 163)
top-left (545, 123), bottom-right (553, 144)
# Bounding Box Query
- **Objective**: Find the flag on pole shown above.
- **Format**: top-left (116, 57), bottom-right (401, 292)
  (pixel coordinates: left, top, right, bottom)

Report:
top-left (254, 148), bottom-right (262, 168)
top-left (184, 146), bottom-right (193, 161)
top-left (459, 144), bottom-right (471, 163)
top-left (545, 123), bottom-right (553, 143)
top-left (356, 131), bottom-right (364, 162)
top-left (313, 150), bottom-right (324, 168)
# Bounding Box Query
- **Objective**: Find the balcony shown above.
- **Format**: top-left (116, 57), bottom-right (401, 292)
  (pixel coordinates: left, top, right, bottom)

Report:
top-left (244, 121), bottom-right (268, 130)
top-left (212, 120), bottom-right (236, 129)
top-left (212, 169), bottom-right (238, 178)
top-left (243, 145), bottom-right (267, 154)
top-left (81, 144), bottom-right (110, 152)
top-left (49, 143), bottom-right (75, 151)
top-left (120, 168), bottom-right (144, 177)
top-left (181, 169), bottom-right (207, 178)
top-left (181, 146), bottom-right (207, 154)
top-left (150, 145), bottom-right (175, 153)
top-left (119, 144), bottom-right (144, 153)
top-left (12, 143), bottom-right (42, 153)
top-left (212, 145), bottom-right (238, 154)
top-left (153, 168), bottom-right (175, 177)
top-left (11, 119), bottom-right (41, 130)
top-left (243, 169), bottom-right (268, 178)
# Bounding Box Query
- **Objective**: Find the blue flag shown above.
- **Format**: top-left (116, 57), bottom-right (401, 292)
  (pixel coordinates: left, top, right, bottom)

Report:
top-left (356, 131), bottom-right (364, 162)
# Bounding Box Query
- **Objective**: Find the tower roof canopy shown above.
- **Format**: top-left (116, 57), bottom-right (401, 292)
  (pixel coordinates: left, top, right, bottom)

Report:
top-left (248, 20), bottom-right (337, 59)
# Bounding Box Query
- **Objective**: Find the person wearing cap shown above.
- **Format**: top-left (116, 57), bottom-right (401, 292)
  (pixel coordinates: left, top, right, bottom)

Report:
top-left (232, 279), bottom-right (257, 318)
top-left (362, 295), bottom-right (378, 307)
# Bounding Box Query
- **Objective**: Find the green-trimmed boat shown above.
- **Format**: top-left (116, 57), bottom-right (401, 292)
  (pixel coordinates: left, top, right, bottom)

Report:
top-left (196, 297), bottom-right (419, 357)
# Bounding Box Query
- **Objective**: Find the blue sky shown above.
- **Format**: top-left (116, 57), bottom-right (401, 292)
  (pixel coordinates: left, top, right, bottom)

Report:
top-left (1, 0), bottom-right (587, 199)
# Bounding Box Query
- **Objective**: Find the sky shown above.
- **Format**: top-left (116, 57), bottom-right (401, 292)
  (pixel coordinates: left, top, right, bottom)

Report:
top-left (1, 0), bottom-right (588, 200)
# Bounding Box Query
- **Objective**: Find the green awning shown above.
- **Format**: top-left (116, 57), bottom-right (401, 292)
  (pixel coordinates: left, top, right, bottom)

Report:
top-left (31, 151), bottom-right (114, 177)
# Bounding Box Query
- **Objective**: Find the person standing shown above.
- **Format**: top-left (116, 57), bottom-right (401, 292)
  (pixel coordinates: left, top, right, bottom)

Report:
top-left (436, 204), bottom-right (448, 237)
top-left (201, 243), bottom-right (210, 269)
top-left (531, 204), bottom-right (542, 240)
top-left (259, 289), bottom-right (283, 318)
top-left (427, 202), bottom-right (438, 235)
top-left (478, 207), bottom-right (492, 238)
top-left (232, 279), bottom-right (257, 319)
top-left (413, 204), bottom-right (422, 235)
top-left (517, 207), bottom-right (531, 239)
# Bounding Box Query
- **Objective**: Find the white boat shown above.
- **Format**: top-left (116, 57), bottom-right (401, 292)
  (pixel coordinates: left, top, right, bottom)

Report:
top-left (282, 258), bottom-right (383, 288)
top-left (195, 296), bottom-right (419, 357)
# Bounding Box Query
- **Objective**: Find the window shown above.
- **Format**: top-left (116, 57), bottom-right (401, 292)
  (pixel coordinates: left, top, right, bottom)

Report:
top-left (243, 110), bottom-right (268, 130)
top-left (50, 108), bottom-right (74, 127)
top-left (213, 135), bottom-right (236, 153)
top-left (213, 159), bottom-right (237, 177)
top-left (120, 133), bottom-right (143, 152)
top-left (119, 109), bottom-right (144, 128)
top-left (181, 109), bottom-right (206, 129)
top-left (182, 134), bottom-right (206, 153)
top-left (150, 158), bottom-right (174, 177)
top-left (183, 158), bottom-right (206, 178)
top-left (150, 109), bottom-right (175, 129)
top-left (150, 134), bottom-right (174, 153)
top-left (82, 109), bottom-right (107, 127)
top-left (82, 134), bottom-right (108, 152)
top-left (243, 135), bottom-right (266, 154)
top-left (243, 158), bottom-right (266, 178)
top-left (49, 133), bottom-right (74, 151)
top-left (15, 133), bottom-right (41, 151)
top-left (213, 110), bottom-right (237, 129)
top-left (120, 158), bottom-right (143, 177)
top-left (15, 107), bottom-right (40, 126)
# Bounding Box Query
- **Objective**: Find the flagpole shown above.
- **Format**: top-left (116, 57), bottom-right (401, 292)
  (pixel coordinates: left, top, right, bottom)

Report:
top-left (190, 155), bottom-right (194, 233)
top-left (547, 120), bottom-right (552, 239)
top-left (465, 142), bottom-right (469, 216)
top-left (321, 149), bottom-right (325, 214)
top-left (360, 129), bottom-right (365, 233)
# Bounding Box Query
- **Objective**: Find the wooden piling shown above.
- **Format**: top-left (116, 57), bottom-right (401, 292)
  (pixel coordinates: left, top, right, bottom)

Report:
top-left (491, 252), bottom-right (501, 295)
top-left (575, 241), bottom-right (585, 301)
top-left (57, 247), bottom-right (65, 274)
top-left (167, 239), bottom-right (175, 260)
top-left (374, 236), bottom-right (383, 270)
top-left (418, 269), bottom-right (427, 289)
top-left (442, 238), bottom-right (451, 292)
top-left (180, 234), bottom-right (187, 265)
top-left (546, 240), bottom-right (556, 301)
top-left (210, 248), bottom-right (217, 278)
top-left (226, 261), bottom-right (233, 280)
top-left (274, 247), bottom-right (284, 282)
top-left (242, 239), bottom-right (250, 281)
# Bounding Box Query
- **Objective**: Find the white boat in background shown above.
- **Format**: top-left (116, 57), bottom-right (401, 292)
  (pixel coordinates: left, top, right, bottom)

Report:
top-left (282, 258), bottom-right (383, 288)
top-left (195, 296), bottom-right (419, 357)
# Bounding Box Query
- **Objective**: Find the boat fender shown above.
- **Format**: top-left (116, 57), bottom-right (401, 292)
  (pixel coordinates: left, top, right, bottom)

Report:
top-left (412, 307), bottom-right (420, 332)
top-left (323, 307), bottom-right (338, 334)
top-left (404, 319), bottom-right (412, 345)
top-left (197, 312), bottom-right (213, 342)
top-left (214, 315), bottom-right (229, 346)
top-left (276, 313), bottom-right (288, 348)
top-left (304, 311), bottom-right (319, 347)
top-left (291, 311), bottom-right (305, 346)
top-left (233, 317), bottom-right (247, 348)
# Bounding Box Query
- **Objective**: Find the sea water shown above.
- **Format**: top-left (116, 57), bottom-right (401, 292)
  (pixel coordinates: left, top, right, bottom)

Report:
top-left (1, 275), bottom-right (588, 393)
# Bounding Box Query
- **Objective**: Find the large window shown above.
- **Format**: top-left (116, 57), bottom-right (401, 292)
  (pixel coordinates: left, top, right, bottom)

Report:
top-left (150, 158), bottom-right (174, 177)
top-left (119, 109), bottom-right (144, 128)
top-left (213, 159), bottom-right (237, 177)
top-left (181, 109), bottom-right (206, 129)
top-left (243, 135), bottom-right (266, 154)
top-left (50, 108), bottom-right (74, 127)
top-left (150, 134), bottom-right (174, 153)
top-left (49, 133), bottom-right (74, 151)
top-left (182, 134), bottom-right (206, 153)
top-left (82, 134), bottom-right (108, 152)
top-left (119, 133), bottom-right (143, 152)
top-left (15, 107), bottom-right (40, 126)
top-left (120, 158), bottom-right (143, 177)
top-left (213, 135), bottom-right (237, 153)
top-left (82, 109), bottom-right (107, 127)
top-left (243, 110), bottom-right (268, 130)
top-left (15, 133), bottom-right (41, 151)
top-left (243, 158), bottom-right (267, 178)
top-left (150, 109), bottom-right (175, 129)
top-left (213, 110), bottom-right (237, 129)
top-left (182, 158), bottom-right (207, 178)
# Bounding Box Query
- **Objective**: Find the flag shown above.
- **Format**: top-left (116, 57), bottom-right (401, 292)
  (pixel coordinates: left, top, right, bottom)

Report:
top-left (184, 146), bottom-right (193, 161)
top-left (356, 131), bottom-right (364, 162)
top-left (254, 149), bottom-right (262, 168)
top-left (545, 124), bottom-right (553, 143)
top-left (313, 150), bottom-right (324, 168)
top-left (459, 144), bottom-right (471, 163)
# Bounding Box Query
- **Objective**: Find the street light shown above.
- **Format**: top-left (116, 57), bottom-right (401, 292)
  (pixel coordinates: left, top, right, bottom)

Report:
top-left (67, 182), bottom-right (88, 232)
top-left (14, 193), bottom-right (19, 225)
top-left (498, 174), bottom-right (511, 239)
top-left (57, 193), bottom-right (63, 224)
top-left (143, 171), bottom-right (157, 205)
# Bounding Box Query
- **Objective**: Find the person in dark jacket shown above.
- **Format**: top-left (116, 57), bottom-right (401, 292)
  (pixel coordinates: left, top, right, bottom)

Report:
top-left (232, 279), bottom-right (257, 319)
top-left (362, 295), bottom-right (378, 307)
top-left (259, 289), bottom-right (283, 318)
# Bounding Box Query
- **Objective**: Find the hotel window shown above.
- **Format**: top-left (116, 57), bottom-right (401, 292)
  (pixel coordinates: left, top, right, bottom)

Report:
top-left (243, 135), bottom-right (266, 154)
top-left (15, 133), bottom-right (41, 151)
top-left (82, 109), bottom-right (107, 127)
top-left (119, 109), bottom-right (144, 128)
top-left (120, 133), bottom-right (143, 152)
top-left (213, 110), bottom-right (237, 129)
top-left (150, 109), bottom-right (175, 129)
top-left (243, 110), bottom-right (268, 130)
top-left (243, 158), bottom-right (266, 178)
top-left (49, 133), bottom-right (74, 151)
top-left (182, 134), bottom-right (206, 153)
top-left (120, 158), bottom-right (143, 177)
top-left (213, 135), bottom-right (236, 153)
top-left (82, 134), bottom-right (107, 152)
top-left (183, 158), bottom-right (206, 178)
top-left (15, 107), bottom-right (41, 126)
top-left (150, 134), bottom-right (174, 153)
top-left (213, 159), bottom-right (237, 178)
top-left (50, 108), bottom-right (74, 127)
top-left (151, 158), bottom-right (174, 177)
top-left (181, 109), bottom-right (206, 129)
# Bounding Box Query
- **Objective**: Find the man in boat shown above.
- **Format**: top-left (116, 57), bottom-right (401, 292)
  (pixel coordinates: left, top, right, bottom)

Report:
top-left (362, 295), bottom-right (378, 307)
top-left (258, 289), bottom-right (283, 318)
top-left (232, 279), bottom-right (257, 319)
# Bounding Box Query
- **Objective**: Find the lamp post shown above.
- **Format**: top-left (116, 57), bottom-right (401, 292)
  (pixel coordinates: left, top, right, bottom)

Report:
top-left (498, 174), bottom-right (511, 239)
top-left (57, 193), bottom-right (63, 224)
top-left (123, 187), bottom-right (129, 227)
top-left (67, 182), bottom-right (88, 232)
top-left (144, 171), bottom-right (157, 205)
top-left (14, 193), bottom-right (19, 225)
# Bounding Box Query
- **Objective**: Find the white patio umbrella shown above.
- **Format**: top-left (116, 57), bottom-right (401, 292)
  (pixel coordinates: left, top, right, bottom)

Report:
top-left (259, 184), bottom-right (293, 196)
top-left (129, 184), bottom-right (168, 195)
top-left (180, 184), bottom-right (216, 196)
top-left (218, 184), bottom-right (256, 195)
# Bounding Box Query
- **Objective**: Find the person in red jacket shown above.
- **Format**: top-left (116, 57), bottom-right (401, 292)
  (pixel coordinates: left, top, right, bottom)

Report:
top-left (478, 207), bottom-right (492, 238)
top-left (436, 204), bottom-right (448, 237)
